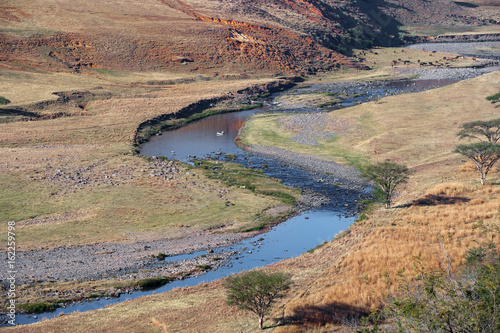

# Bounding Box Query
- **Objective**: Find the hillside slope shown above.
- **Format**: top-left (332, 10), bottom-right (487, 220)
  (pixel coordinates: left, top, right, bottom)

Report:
top-left (1, 0), bottom-right (497, 76)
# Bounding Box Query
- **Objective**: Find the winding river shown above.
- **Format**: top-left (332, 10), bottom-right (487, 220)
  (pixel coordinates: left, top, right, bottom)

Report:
top-left (11, 42), bottom-right (500, 326)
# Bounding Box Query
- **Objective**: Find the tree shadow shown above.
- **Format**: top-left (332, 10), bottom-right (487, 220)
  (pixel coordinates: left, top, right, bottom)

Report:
top-left (454, 1), bottom-right (479, 8)
top-left (0, 108), bottom-right (40, 118)
top-left (275, 302), bottom-right (370, 327)
top-left (397, 194), bottom-right (471, 208)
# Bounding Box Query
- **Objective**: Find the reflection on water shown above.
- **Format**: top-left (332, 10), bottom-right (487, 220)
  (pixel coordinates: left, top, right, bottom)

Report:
top-left (141, 78), bottom-right (460, 162)
top-left (140, 110), bottom-right (257, 161)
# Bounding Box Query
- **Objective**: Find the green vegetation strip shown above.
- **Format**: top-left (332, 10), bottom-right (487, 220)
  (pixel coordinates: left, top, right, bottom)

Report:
top-left (194, 159), bottom-right (297, 206)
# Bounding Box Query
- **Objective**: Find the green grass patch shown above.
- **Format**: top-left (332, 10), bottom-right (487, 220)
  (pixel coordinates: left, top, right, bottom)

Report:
top-left (195, 264), bottom-right (211, 270)
top-left (18, 302), bottom-right (57, 314)
top-left (307, 241), bottom-right (327, 253)
top-left (0, 96), bottom-right (11, 105)
top-left (242, 222), bottom-right (267, 232)
top-left (240, 113), bottom-right (368, 169)
top-left (194, 160), bottom-right (299, 206)
top-left (355, 200), bottom-right (379, 222)
top-left (134, 276), bottom-right (174, 290)
top-left (155, 252), bottom-right (167, 260)
top-left (317, 98), bottom-right (342, 108)
top-left (0, 175), bottom-right (61, 223)
top-left (256, 190), bottom-right (296, 206)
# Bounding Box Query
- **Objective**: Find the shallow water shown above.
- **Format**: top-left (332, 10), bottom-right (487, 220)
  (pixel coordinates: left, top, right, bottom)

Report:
top-left (141, 78), bottom-right (459, 162)
top-left (15, 209), bottom-right (354, 325)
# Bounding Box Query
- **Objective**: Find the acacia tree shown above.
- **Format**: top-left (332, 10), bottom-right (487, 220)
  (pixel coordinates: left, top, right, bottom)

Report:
top-left (224, 270), bottom-right (292, 330)
top-left (457, 118), bottom-right (500, 143)
top-left (454, 142), bottom-right (500, 185)
top-left (361, 161), bottom-right (412, 208)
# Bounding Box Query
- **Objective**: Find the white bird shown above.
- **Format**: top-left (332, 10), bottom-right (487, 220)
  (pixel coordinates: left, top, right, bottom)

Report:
top-left (216, 131), bottom-right (225, 136)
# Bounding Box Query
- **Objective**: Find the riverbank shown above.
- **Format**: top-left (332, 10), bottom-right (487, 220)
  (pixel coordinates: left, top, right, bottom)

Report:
top-left (5, 67), bottom-right (499, 330)
top-left (0, 43), bottom-right (496, 330)
top-left (0, 74), bottom-right (311, 320)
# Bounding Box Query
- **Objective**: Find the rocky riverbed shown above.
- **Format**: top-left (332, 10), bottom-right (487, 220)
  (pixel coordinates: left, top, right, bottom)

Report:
top-left (8, 232), bottom-right (251, 288)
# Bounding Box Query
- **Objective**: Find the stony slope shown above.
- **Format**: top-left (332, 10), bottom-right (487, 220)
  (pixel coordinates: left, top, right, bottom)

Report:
top-left (2, 0), bottom-right (496, 76)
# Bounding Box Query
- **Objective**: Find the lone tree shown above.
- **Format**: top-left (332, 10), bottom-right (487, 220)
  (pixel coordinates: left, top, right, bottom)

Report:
top-left (362, 161), bottom-right (412, 208)
top-left (224, 270), bottom-right (292, 330)
top-left (457, 118), bottom-right (500, 143)
top-left (454, 142), bottom-right (500, 185)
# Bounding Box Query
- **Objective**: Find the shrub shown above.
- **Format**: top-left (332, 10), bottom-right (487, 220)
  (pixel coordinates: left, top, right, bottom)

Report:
top-left (18, 302), bottom-right (57, 313)
top-left (135, 276), bottom-right (173, 290)
top-left (0, 96), bottom-right (11, 105)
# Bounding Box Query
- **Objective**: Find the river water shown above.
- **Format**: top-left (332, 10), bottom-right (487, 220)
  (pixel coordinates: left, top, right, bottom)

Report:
top-left (10, 43), bottom-right (500, 326)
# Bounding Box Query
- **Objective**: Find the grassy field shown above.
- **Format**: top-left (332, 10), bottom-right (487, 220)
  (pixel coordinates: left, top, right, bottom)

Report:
top-left (6, 182), bottom-right (499, 332)
top-left (242, 69), bottom-right (500, 202)
top-left (0, 69), bottom-right (301, 250)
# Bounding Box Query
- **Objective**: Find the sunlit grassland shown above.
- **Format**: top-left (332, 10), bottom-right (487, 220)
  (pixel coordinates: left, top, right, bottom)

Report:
top-left (2, 151), bottom-right (299, 249)
top-left (3, 43), bottom-right (500, 332)
top-left (275, 182), bottom-right (500, 332)
top-left (0, 69), bottom-right (297, 249)
top-left (403, 24), bottom-right (500, 37)
top-left (242, 71), bottom-right (500, 199)
top-left (11, 182), bottom-right (500, 333)
top-left (304, 46), bottom-right (482, 84)
top-left (241, 113), bottom-right (369, 169)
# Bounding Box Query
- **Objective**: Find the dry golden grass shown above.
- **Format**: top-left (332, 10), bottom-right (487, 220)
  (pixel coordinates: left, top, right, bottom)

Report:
top-left (273, 183), bottom-right (500, 330)
top-left (425, 181), bottom-right (478, 196)
top-left (16, 179), bottom-right (498, 333)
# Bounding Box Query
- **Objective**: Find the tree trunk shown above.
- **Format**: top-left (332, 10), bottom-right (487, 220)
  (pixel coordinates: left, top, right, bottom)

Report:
top-left (259, 315), bottom-right (264, 330)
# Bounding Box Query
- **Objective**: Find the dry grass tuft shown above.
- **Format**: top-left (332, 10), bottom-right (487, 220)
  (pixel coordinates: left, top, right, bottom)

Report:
top-left (426, 182), bottom-right (478, 196)
top-left (152, 317), bottom-right (170, 333)
top-left (277, 184), bottom-right (500, 326)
